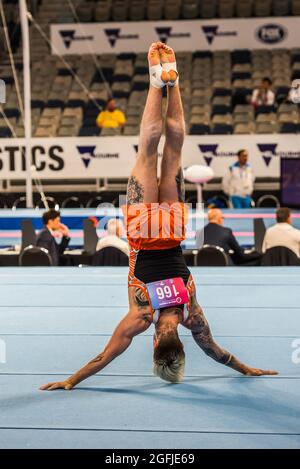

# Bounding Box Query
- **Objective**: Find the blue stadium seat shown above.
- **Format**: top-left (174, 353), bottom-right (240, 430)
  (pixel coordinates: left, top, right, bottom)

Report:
top-left (79, 126), bottom-right (100, 137)
top-left (193, 51), bottom-right (212, 59)
top-left (47, 99), bottom-right (65, 108)
top-left (0, 127), bottom-right (13, 138)
top-left (131, 82), bottom-right (148, 91)
top-left (212, 124), bottom-right (233, 134)
top-left (212, 105), bottom-right (232, 115)
top-left (4, 108), bottom-right (20, 118)
top-left (231, 49), bottom-right (251, 64)
top-left (280, 123), bottom-right (300, 133)
top-left (31, 100), bottom-right (45, 110)
top-left (190, 124), bottom-right (211, 135)
top-left (256, 105), bottom-right (276, 115)
top-left (232, 72), bottom-right (252, 81)
top-left (213, 88), bottom-right (232, 97)
top-left (66, 99), bottom-right (85, 108)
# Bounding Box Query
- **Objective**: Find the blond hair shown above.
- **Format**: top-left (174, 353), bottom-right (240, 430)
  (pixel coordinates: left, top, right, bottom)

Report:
top-left (153, 330), bottom-right (185, 383)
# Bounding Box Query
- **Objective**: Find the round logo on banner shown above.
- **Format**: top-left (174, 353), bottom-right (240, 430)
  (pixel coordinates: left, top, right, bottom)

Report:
top-left (256, 24), bottom-right (287, 44)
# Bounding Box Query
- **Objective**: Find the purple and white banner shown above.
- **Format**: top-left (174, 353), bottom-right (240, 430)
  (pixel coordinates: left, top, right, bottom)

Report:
top-left (51, 17), bottom-right (300, 54)
top-left (0, 135), bottom-right (299, 179)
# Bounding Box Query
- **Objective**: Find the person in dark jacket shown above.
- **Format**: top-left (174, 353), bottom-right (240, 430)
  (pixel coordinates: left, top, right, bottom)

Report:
top-left (197, 208), bottom-right (260, 265)
top-left (36, 210), bottom-right (70, 266)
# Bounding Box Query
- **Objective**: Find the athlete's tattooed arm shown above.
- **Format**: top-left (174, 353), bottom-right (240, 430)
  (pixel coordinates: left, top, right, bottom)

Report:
top-left (40, 310), bottom-right (152, 391)
top-left (127, 176), bottom-right (144, 205)
top-left (183, 298), bottom-right (278, 377)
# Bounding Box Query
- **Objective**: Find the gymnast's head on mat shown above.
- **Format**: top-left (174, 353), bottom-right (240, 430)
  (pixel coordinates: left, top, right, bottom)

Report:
top-left (153, 306), bottom-right (185, 383)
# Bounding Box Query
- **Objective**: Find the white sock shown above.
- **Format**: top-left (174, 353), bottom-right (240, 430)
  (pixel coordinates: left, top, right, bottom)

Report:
top-left (161, 61), bottom-right (179, 87)
top-left (149, 63), bottom-right (165, 89)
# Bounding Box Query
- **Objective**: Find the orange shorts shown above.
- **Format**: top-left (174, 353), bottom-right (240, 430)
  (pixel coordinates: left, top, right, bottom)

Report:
top-left (122, 202), bottom-right (188, 250)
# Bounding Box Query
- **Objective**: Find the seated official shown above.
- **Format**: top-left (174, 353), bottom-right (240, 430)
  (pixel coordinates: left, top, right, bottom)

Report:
top-left (263, 207), bottom-right (300, 258)
top-left (36, 210), bottom-right (71, 266)
top-left (197, 209), bottom-right (260, 265)
top-left (96, 218), bottom-right (129, 257)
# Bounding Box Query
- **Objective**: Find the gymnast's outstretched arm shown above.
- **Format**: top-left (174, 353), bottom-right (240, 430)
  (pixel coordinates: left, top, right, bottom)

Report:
top-left (182, 301), bottom-right (278, 376)
top-left (40, 312), bottom-right (151, 391)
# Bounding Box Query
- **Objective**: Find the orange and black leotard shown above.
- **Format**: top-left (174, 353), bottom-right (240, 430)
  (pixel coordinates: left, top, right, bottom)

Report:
top-left (122, 202), bottom-right (196, 318)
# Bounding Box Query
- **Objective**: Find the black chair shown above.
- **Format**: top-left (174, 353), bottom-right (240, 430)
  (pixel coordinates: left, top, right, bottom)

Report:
top-left (256, 195), bottom-right (280, 208)
top-left (19, 245), bottom-right (53, 266)
top-left (196, 245), bottom-right (229, 266)
top-left (35, 196), bottom-right (58, 209)
top-left (86, 196), bottom-right (103, 208)
top-left (21, 220), bottom-right (37, 252)
top-left (12, 196), bottom-right (27, 210)
top-left (261, 246), bottom-right (300, 266)
top-left (62, 196), bottom-right (84, 208)
top-left (83, 218), bottom-right (99, 255)
top-left (254, 218), bottom-right (266, 254)
top-left (92, 246), bottom-right (129, 266)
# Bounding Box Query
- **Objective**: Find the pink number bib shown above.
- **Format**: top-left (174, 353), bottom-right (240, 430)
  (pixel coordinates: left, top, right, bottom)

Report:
top-left (146, 277), bottom-right (189, 310)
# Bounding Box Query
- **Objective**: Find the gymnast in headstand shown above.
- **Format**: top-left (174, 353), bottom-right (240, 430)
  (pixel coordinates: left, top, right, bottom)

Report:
top-left (40, 43), bottom-right (277, 391)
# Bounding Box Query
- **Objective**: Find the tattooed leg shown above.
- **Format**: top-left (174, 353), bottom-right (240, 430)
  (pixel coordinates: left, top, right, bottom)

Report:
top-left (127, 175), bottom-right (145, 205)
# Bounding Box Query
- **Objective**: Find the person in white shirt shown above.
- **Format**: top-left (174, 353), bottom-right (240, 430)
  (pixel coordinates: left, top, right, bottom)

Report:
top-left (96, 218), bottom-right (129, 256)
top-left (222, 149), bottom-right (255, 208)
top-left (263, 207), bottom-right (300, 257)
top-left (251, 77), bottom-right (275, 107)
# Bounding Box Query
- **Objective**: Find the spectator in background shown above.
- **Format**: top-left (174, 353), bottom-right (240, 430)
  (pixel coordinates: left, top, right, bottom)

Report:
top-left (96, 218), bottom-right (129, 256)
top-left (222, 149), bottom-right (254, 209)
top-left (36, 210), bottom-right (70, 266)
top-left (197, 208), bottom-right (261, 265)
top-left (96, 99), bottom-right (126, 129)
top-left (251, 77), bottom-right (275, 107)
top-left (263, 207), bottom-right (300, 257)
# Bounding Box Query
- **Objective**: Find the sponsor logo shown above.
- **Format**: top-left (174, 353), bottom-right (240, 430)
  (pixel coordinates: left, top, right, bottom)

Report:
top-left (59, 30), bottom-right (94, 49)
top-left (0, 79), bottom-right (5, 103)
top-left (198, 144), bottom-right (236, 166)
top-left (256, 24), bottom-right (287, 44)
top-left (257, 144), bottom-right (300, 166)
top-left (76, 145), bottom-right (119, 168)
top-left (201, 25), bottom-right (237, 45)
top-left (155, 27), bottom-right (191, 43)
top-left (104, 28), bottom-right (139, 47)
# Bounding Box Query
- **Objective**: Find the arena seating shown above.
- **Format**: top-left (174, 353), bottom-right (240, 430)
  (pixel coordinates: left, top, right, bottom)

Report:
top-left (1, 47), bottom-right (300, 137)
top-left (1, 0), bottom-right (300, 138)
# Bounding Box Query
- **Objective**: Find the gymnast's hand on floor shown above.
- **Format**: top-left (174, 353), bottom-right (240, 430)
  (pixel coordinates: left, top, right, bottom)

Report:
top-left (39, 380), bottom-right (74, 391)
top-left (244, 367), bottom-right (278, 376)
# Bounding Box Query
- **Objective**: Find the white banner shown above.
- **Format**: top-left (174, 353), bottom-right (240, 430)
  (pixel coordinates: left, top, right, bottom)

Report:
top-left (0, 135), bottom-right (299, 180)
top-left (51, 17), bottom-right (300, 54)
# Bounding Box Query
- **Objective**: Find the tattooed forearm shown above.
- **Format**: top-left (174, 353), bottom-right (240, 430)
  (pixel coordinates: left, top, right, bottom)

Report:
top-left (127, 176), bottom-right (144, 204)
top-left (175, 168), bottom-right (185, 203)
